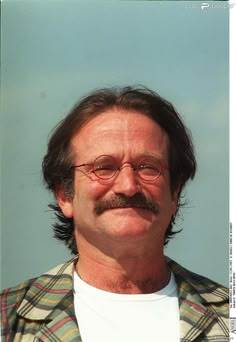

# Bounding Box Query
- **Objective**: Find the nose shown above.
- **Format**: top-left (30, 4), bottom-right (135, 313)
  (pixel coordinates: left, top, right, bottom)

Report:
top-left (112, 163), bottom-right (141, 197)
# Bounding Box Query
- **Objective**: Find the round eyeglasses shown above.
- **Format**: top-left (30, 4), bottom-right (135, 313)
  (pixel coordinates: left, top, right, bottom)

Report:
top-left (71, 155), bottom-right (169, 182)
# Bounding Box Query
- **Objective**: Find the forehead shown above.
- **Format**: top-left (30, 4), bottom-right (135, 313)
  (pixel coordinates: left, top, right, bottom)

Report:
top-left (71, 108), bottom-right (169, 160)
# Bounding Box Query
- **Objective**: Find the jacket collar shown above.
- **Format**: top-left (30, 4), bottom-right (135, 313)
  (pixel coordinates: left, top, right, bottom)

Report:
top-left (17, 257), bottom-right (228, 341)
top-left (17, 258), bottom-right (77, 321)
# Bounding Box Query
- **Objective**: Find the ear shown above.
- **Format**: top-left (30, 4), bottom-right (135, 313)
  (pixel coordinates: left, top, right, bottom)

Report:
top-left (171, 185), bottom-right (181, 215)
top-left (55, 186), bottom-right (73, 218)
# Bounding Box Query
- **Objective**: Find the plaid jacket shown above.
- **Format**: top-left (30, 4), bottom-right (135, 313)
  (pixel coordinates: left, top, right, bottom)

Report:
top-left (1, 258), bottom-right (229, 342)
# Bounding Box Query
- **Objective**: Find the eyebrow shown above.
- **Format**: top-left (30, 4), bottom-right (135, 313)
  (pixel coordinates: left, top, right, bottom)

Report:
top-left (142, 152), bottom-right (165, 159)
top-left (134, 152), bottom-right (166, 164)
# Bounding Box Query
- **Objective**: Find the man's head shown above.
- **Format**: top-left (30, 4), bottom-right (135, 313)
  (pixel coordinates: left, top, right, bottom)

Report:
top-left (42, 86), bottom-right (196, 254)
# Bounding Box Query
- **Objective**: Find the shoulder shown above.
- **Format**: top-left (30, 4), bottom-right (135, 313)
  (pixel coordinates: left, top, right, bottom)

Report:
top-left (1, 277), bottom-right (36, 311)
top-left (1, 278), bottom-right (36, 335)
top-left (1, 258), bottom-right (77, 340)
top-left (168, 257), bottom-right (228, 289)
top-left (168, 258), bottom-right (229, 307)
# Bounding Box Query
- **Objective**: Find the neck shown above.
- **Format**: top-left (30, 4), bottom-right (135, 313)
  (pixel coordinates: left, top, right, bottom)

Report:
top-left (75, 248), bottom-right (170, 294)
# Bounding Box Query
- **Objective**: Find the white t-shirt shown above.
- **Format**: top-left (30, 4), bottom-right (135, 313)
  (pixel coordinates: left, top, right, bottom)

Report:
top-left (74, 271), bottom-right (180, 342)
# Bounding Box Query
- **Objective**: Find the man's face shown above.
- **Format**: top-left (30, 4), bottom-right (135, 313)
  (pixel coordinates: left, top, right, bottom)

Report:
top-left (57, 109), bottom-right (178, 252)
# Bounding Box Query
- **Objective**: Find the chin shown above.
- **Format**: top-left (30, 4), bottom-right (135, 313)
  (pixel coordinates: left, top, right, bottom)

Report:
top-left (103, 219), bottom-right (157, 240)
top-left (97, 208), bottom-right (159, 238)
top-left (106, 229), bottom-right (149, 242)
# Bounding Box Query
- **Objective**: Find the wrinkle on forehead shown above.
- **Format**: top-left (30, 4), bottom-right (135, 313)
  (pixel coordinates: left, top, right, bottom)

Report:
top-left (71, 109), bottom-right (169, 162)
top-left (84, 111), bottom-right (147, 133)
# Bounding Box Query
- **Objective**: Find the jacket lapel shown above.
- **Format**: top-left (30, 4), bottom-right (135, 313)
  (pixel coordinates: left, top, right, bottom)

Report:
top-left (17, 258), bottom-right (82, 341)
top-left (178, 293), bottom-right (217, 341)
top-left (168, 258), bottom-right (228, 341)
top-left (35, 305), bottom-right (81, 342)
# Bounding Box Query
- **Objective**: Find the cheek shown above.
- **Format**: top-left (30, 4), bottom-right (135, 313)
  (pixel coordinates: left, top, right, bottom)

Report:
top-left (73, 179), bottom-right (109, 209)
top-left (146, 180), bottom-right (176, 213)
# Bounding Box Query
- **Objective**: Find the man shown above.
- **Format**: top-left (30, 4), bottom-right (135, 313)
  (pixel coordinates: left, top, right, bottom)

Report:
top-left (1, 86), bottom-right (229, 341)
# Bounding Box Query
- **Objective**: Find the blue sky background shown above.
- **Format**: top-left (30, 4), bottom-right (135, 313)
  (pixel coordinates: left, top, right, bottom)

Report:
top-left (1, 1), bottom-right (229, 288)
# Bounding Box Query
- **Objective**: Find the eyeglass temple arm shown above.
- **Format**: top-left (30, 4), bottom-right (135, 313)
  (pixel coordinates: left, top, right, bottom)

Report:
top-left (71, 163), bottom-right (93, 169)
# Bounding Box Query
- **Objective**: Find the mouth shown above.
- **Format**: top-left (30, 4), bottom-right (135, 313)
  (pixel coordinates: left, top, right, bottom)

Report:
top-left (111, 205), bottom-right (149, 210)
top-left (103, 206), bottom-right (154, 215)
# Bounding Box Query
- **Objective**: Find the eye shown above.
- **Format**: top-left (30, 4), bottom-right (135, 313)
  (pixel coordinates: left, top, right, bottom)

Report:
top-left (138, 164), bottom-right (160, 174)
top-left (94, 163), bottom-right (116, 172)
top-left (138, 163), bottom-right (158, 170)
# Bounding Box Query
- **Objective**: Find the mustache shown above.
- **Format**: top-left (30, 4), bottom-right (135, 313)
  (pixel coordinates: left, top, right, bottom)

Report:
top-left (94, 193), bottom-right (159, 215)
